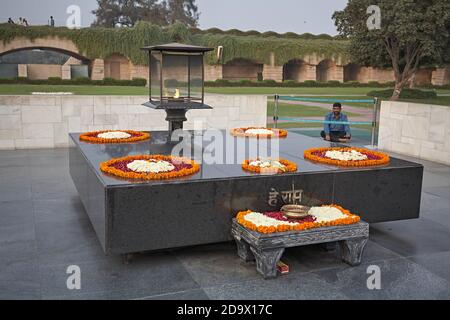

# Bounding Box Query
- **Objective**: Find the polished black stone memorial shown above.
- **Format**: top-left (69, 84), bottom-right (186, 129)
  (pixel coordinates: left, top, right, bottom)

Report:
top-left (69, 131), bottom-right (423, 255)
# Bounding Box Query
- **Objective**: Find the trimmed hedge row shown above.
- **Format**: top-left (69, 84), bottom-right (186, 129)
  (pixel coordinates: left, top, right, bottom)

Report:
top-left (0, 77), bottom-right (147, 86)
top-left (204, 79), bottom-right (396, 88)
top-left (189, 27), bottom-right (341, 41)
top-left (367, 89), bottom-right (438, 99)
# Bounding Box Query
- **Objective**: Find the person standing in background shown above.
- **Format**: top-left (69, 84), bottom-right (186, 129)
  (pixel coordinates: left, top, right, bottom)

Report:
top-left (49, 16), bottom-right (55, 27)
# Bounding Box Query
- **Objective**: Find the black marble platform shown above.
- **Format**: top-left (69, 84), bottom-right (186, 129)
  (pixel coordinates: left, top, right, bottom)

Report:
top-left (69, 131), bottom-right (423, 255)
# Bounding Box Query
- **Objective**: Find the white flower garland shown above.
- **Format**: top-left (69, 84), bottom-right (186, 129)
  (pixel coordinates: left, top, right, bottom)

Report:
top-left (127, 160), bottom-right (175, 173)
top-left (249, 159), bottom-right (286, 170)
top-left (97, 131), bottom-right (132, 139)
top-left (243, 206), bottom-right (347, 227)
top-left (244, 128), bottom-right (275, 136)
top-left (324, 149), bottom-right (368, 161)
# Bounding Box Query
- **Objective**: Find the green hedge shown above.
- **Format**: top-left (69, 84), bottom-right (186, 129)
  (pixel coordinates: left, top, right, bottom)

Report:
top-left (204, 79), bottom-right (395, 88)
top-left (367, 89), bottom-right (438, 99)
top-left (0, 77), bottom-right (147, 86)
top-left (0, 22), bottom-right (350, 66)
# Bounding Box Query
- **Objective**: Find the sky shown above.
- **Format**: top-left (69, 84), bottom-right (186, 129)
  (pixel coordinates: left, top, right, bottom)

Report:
top-left (0, 0), bottom-right (348, 35)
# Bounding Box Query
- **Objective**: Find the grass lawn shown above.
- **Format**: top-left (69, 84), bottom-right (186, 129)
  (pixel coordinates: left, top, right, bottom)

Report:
top-left (0, 84), bottom-right (450, 106)
top-left (268, 95), bottom-right (374, 108)
top-left (267, 101), bottom-right (361, 118)
top-left (270, 122), bottom-right (373, 131)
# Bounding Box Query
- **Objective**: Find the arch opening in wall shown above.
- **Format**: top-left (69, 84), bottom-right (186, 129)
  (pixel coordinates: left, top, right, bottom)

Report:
top-left (0, 47), bottom-right (90, 80)
top-left (316, 59), bottom-right (336, 82)
top-left (104, 53), bottom-right (131, 80)
top-left (222, 58), bottom-right (263, 81)
top-left (344, 63), bottom-right (361, 82)
top-left (283, 59), bottom-right (309, 82)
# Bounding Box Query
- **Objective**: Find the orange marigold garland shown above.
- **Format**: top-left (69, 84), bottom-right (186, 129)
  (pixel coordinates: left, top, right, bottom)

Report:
top-left (236, 205), bottom-right (361, 234)
top-left (230, 127), bottom-right (288, 138)
top-left (242, 159), bottom-right (297, 174)
top-left (80, 130), bottom-right (150, 144)
top-left (304, 147), bottom-right (390, 167)
top-left (100, 155), bottom-right (200, 180)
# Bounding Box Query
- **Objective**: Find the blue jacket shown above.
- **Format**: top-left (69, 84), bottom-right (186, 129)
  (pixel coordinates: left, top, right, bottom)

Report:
top-left (323, 112), bottom-right (351, 135)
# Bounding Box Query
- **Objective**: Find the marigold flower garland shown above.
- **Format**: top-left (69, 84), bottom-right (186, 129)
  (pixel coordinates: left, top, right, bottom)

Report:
top-left (304, 147), bottom-right (390, 167)
top-left (242, 159), bottom-right (297, 174)
top-left (100, 155), bottom-right (200, 180)
top-left (80, 130), bottom-right (150, 144)
top-left (236, 205), bottom-right (361, 234)
top-left (230, 127), bottom-right (288, 138)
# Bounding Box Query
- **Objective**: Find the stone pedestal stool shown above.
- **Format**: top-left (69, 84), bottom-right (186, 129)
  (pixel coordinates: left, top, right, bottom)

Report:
top-left (231, 219), bottom-right (369, 279)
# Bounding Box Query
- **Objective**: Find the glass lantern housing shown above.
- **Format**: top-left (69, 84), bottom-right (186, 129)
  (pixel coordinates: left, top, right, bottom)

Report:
top-left (141, 43), bottom-right (213, 132)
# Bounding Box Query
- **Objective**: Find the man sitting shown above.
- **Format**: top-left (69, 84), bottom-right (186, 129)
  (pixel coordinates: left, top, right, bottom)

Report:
top-left (320, 103), bottom-right (351, 142)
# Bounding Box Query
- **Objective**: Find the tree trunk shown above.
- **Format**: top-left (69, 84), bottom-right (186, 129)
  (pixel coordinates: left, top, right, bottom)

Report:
top-left (391, 81), bottom-right (403, 101)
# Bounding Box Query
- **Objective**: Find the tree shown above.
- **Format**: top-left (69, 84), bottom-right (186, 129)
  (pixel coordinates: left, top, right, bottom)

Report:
top-left (167, 0), bottom-right (199, 27)
top-left (92, 0), bottom-right (199, 28)
top-left (333, 0), bottom-right (450, 100)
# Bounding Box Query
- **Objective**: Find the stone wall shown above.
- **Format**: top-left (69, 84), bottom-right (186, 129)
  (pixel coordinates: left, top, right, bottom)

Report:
top-left (27, 64), bottom-right (62, 79)
top-left (0, 94), bottom-right (267, 150)
top-left (378, 101), bottom-right (450, 164)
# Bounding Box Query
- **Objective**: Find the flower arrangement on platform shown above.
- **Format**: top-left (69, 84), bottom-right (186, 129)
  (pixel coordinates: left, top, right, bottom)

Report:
top-left (236, 205), bottom-right (361, 234)
top-left (304, 147), bottom-right (390, 167)
top-left (100, 155), bottom-right (200, 180)
top-left (242, 158), bottom-right (297, 174)
top-left (230, 127), bottom-right (288, 138)
top-left (80, 130), bottom-right (150, 144)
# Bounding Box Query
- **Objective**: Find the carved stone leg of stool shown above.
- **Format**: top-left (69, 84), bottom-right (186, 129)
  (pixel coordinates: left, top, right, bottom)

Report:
top-left (321, 242), bottom-right (337, 252)
top-left (234, 237), bottom-right (254, 262)
top-left (122, 253), bottom-right (134, 265)
top-left (339, 237), bottom-right (368, 266)
top-left (250, 247), bottom-right (285, 279)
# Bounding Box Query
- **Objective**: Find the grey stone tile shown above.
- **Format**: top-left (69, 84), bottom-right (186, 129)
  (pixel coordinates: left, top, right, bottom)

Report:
top-left (0, 151), bottom-right (30, 168)
top-left (408, 251), bottom-right (450, 283)
top-left (0, 241), bottom-right (40, 300)
top-left (0, 184), bottom-right (32, 202)
top-left (422, 172), bottom-right (450, 189)
top-left (0, 223), bottom-right (35, 244)
top-left (281, 240), bottom-right (401, 274)
top-left (422, 208), bottom-right (450, 229)
top-left (0, 200), bottom-right (34, 226)
top-left (421, 192), bottom-right (450, 212)
top-left (0, 164), bottom-right (32, 175)
top-left (31, 177), bottom-right (77, 200)
top-left (424, 187), bottom-right (450, 200)
top-left (370, 218), bottom-right (450, 257)
top-left (29, 165), bottom-right (71, 181)
top-left (204, 273), bottom-right (348, 300)
top-left (33, 198), bottom-right (86, 223)
top-left (142, 288), bottom-right (210, 300)
top-left (314, 258), bottom-right (450, 300)
top-left (35, 217), bottom-right (107, 266)
top-left (39, 252), bottom-right (200, 300)
top-left (175, 242), bottom-right (260, 288)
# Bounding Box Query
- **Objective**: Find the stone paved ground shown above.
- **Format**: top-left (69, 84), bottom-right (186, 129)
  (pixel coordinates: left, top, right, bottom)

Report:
top-left (1, 145), bottom-right (450, 300)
